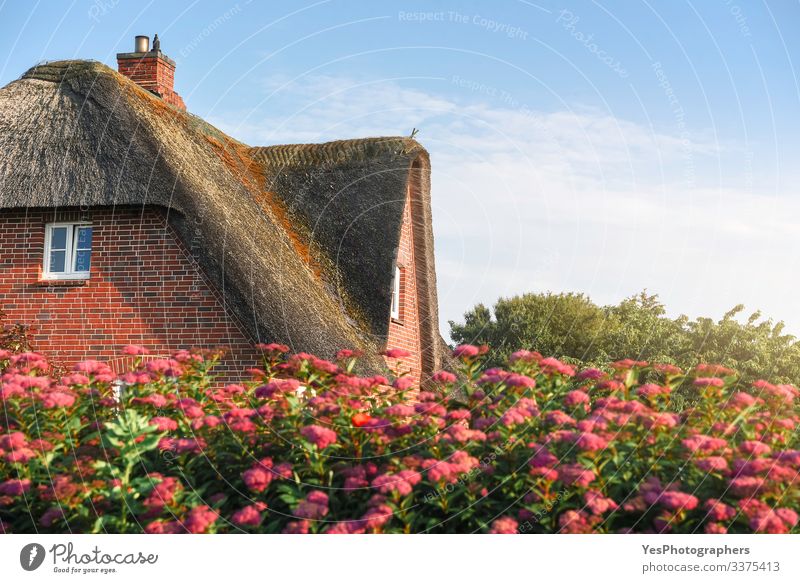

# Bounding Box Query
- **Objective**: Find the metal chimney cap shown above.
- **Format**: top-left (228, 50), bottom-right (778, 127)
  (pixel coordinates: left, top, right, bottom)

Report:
top-left (134, 35), bottom-right (150, 53)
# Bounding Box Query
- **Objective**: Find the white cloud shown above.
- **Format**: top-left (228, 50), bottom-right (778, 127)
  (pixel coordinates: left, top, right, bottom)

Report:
top-left (208, 76), bottom-right (800, 337)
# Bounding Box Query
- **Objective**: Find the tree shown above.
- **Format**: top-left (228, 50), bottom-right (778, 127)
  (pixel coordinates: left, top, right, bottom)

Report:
top-left (450, 291), bottom-right (800, 386)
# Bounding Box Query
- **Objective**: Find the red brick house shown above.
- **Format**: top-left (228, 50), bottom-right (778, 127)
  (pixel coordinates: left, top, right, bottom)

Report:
top-left (0, 36), bottom-right (448, 382)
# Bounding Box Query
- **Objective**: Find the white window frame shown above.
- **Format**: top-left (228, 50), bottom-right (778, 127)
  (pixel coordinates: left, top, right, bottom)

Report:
top-left (390, 265), bottom-right (402, 320)
top-left (43, 222), bottom-right (93, 280)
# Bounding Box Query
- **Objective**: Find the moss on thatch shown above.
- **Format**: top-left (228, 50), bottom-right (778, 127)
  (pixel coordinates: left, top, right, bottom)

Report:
top-left (0, 60), bottom-right (448, 377)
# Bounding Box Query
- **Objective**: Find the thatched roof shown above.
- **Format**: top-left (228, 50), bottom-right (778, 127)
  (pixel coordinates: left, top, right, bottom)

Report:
top-left (0, 60), bottom-right (447, 375)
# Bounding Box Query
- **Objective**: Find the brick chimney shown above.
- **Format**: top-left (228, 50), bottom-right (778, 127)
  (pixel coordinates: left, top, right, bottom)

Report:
top-left (116, 34), bottom-right (185, 110)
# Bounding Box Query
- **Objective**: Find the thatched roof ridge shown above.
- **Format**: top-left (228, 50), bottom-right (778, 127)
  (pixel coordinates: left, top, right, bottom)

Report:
top-left (250, 137), bottom-right (424, 169)
top-left (0, 59), bottom-right (447, 376)
top-left (21, 60), bottom-right (104, 83)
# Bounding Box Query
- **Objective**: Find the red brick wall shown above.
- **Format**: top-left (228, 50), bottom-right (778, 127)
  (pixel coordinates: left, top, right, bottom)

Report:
top-left (117, 55), bottom-right (186, 110)
top-left (0, 207), bottom-right (258, 380)
top-left (385, 187), bottom-right (422, 381)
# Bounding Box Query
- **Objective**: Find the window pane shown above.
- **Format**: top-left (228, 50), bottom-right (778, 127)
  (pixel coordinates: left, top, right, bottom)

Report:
top-left (74, 250), bottom-right (91, 272)
top-left (50, 227), bottom-right (68, 250)
top-left (391, 266), bottom-right (401, 319)
top-left (76, 226), bottom-right (93, 249)
top-left (49, 250), bottom-right (66, 273)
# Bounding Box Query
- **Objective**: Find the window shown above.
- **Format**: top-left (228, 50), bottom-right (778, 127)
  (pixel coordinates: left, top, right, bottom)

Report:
top-left (390, 265), bottom-right (402, 320)
top-left (43, 223), bottom-right (93, 279)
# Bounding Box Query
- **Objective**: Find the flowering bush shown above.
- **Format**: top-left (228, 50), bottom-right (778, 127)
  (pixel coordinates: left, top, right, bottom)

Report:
top-left (1, 344), bottom-right (799, 534)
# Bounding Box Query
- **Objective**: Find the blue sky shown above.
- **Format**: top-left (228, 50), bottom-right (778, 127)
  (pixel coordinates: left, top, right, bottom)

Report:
top-left (2, 1), bottom-right (800, 336)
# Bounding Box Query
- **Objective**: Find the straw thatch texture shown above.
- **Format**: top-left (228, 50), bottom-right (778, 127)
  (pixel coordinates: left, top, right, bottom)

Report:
top-left (0, 60), bottom-right (447, 375)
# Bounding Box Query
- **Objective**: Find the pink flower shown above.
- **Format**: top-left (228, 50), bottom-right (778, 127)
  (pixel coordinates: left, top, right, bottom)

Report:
top-left (705, 522), bottom-right (727, 534)
top-left (182, 505), bottom-right (218, 534)
top-left (145, 359), bottom-right (184, 378)
top-left (396, 469), bottom-right (422, 486)
top-left (385, 404), bottom-right (415, 416)
top-left (256, 343), bottom-right (289, 353)
top-left (149, 417), bottom-right (178, 432)
top-left (776, 508), bottom-right (799, 528)
top-left (300, 425), bottom-right (338, 450)
top-left (641, 412), bottom-right (679, 430)
top-left (142, 475), bottom-right (181, 513)
top-left (40, 507), bottom-right (65, 527)
top-left (637, 383), bottom-right (670, 398)
top-left (0, 432), bottom-right (26, 450)
top-left (372, 472), bottom-right (419, 496)
top-left (769, 384), bottom-right (798, 403)
top-left (122, 345), bottom-right (150, 356)
top-left (612, 359), bottom-right (648, 370)
top-left (298, 516), bottom-right (336, 535)
top-left (577, 368), bottom-right (604, 381)
top-left (529, 447), bottom-right (558, 469)
top-left (657, 491), bottom-right (699, 512)
top-left (740, 441), bottom-right (771, 457)
top-left (557, 464), bottom-right (596, 488)
top-left (144, 520), bottom-right (183, 534)
top-left (138, 393), bottom-right (168, 408)
top-left (392, 377), bottom-right (415, 391)
top-left (383, 348), bottom-right (412, 359)
top-left (500, 408), bottom-right (529, 427)
top-left (336, 349), bottom-right (361, 360)
top-left (748, 509), bottom-right (788, 534)
top-left (488, 516), bottom-right (518, 534)
top-left (681, 435), bottom-right (728, 454)
top-left (40, 391), bottom-right (76, 409)
top-left (415, 402), bottom-right (446, 416)
top-left (509, 350), bottom-right (541, 363)
top-left (696, 364), bottom-right (734, 376)
top-left (545, 410), bottom-right (576, 426)
top-left (452, 345), bottom-right (480, 359)
top-left (231, 504), bottom-right (266, 527)
top-left (60, 373), bottom-right (89, 386)
top-left (359, 504), bottom-right (393, 532)
top-left (729, 476), bottom-right (766, 497)
top-left (295, 490), bottom-right (329, 520)
top-left (504, 373), bottom-right (536, 388)
top-left (574, 432), bottom-right (609, 452)
top-left (431, 370), bottom-right (457, 384)
top-left (694, 377), bottom-right (725, 388)
top-left (272, 462), bottom-right (294, 480)
top-left (5, 448), bottom-right (36, 463)
top-left (0, 478), bottom-right (31, 496)
top-left (558, 510), bottom-right (595, 533)
top-left (704, 498), bottom-right (736, 522)
top-left (447, 409), bottom-right (471, 421)
top-left (539, 357), bottom-right (576, 377)
top-left (243, 467), bottom-right (272, 493)
top-left (584, 490), bottom-right (618, 514)
top-left (597, 380), bottom-right (625, 392)
top-left (73, 360), bottom-right (113, 376)
top-left (172, 350), bottom-right (203, 364)
top-left (421, 459), bottom-right (453, 482)
top-left (564, 390), bottom-right (590, 408)
top-left (729, 392), bottom-right (757, 409)
top-left (255, 378), bottom-right (300, 398)
top-left (774, 450), bottom-right (800, 467)
top-left (654, 363), bottom-right (682, 376)
top-left (694, 457), bottom-right (729, 473)
top-left (162, 438), bottom-right (204, 455)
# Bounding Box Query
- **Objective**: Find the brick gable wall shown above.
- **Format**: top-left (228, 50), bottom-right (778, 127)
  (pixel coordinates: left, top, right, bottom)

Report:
top-left (384, 186), bottom-right (423, 381)
top-left (0, 207), bottom-right (258, 380)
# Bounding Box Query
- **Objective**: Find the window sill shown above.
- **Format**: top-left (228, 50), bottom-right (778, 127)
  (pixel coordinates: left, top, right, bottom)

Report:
top-left (391, 317), bottom-right (404, 325)
top-left (34, 279), bottom-right (89, 288)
